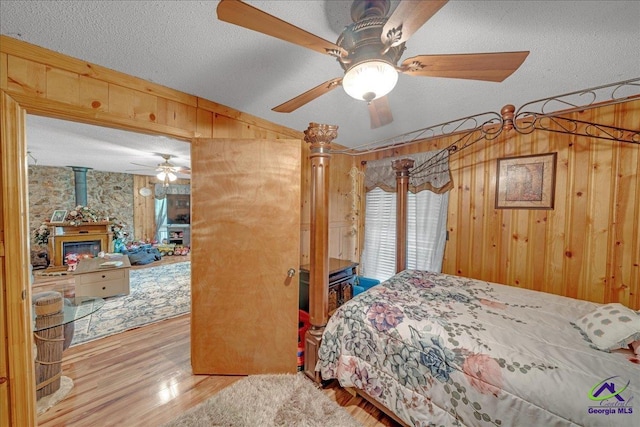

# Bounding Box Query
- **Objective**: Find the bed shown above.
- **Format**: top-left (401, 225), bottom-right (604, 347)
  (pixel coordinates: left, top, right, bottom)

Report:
top-left (316, 269), bottom-right (640, 427)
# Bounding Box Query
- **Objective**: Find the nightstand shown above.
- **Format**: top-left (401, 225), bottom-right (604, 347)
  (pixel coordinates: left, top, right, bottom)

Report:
top-left (299, 258), bottom-right (358, 315)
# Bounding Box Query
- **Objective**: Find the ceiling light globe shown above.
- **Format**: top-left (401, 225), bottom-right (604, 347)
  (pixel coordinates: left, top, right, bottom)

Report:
top-left (168, 172), bottom-right (177, 181)
top-left (342, 60), bottom-right (398, 102)
top-left (157, 171), bottom-right (167, 180)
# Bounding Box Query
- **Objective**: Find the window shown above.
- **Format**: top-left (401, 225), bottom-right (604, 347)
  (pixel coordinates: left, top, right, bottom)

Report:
top-left (361, 188), bottom-right (396, 280)
top-left (361, 187), bottom-right (449, 282)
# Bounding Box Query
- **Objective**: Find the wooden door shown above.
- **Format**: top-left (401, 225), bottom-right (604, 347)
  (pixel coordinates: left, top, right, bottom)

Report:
top-left (190, 138), bottom-right (301, 374)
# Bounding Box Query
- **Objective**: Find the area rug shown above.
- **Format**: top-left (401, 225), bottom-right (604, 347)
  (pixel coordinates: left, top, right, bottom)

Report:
top-left (162, 373), bottom-right (361, 427)
top-left (37, 376), bottom-right (73, 415)
top-left (71, 261), bottom-right (190, 345)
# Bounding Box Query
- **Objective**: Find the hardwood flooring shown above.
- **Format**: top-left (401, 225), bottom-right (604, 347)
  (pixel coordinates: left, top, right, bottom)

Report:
top-left (37, 313), bottom-right (400, 427)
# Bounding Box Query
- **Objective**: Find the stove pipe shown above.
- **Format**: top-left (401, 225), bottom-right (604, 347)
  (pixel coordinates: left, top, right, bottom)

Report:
top-left (71, 166), bottom-right (91, 207)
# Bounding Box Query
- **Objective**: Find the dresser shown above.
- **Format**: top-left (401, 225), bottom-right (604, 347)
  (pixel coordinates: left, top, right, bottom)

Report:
top-left (299, 258), bottom-right (358, 315)
top-left (73, 256), bottom-right (131, 298)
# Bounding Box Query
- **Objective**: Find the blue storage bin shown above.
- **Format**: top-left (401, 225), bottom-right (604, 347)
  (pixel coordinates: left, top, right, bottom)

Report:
top-left (353, 276), bottom-right (380, 296)
top-left (356, 276), bottom-right (381, 289)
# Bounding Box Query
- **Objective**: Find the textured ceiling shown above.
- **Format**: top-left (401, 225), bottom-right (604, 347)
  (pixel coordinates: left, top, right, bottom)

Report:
top-left (1, 1), bottom-right (639, 175)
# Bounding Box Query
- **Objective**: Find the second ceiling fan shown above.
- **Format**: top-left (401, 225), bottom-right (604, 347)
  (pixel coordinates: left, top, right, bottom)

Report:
top-left (217, 0), bottom-right (530, 129)
top-left (129, 153), bottom-right (191, 187)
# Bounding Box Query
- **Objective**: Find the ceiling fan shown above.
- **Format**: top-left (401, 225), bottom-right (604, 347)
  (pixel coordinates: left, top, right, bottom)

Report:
top-left (217, 0), bottom-right (529, 129)
top-left (129, 153), bottom-right (191, 187)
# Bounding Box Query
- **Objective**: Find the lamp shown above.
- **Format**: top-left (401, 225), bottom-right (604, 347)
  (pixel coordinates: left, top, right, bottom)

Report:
top-left (157, 170), bottom-right (177, 187)
top-left (342, 60), bottom-right (398, 102)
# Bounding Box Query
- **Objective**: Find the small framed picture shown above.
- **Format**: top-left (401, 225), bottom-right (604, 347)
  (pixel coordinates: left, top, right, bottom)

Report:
top-left (50, 209), bottom-right (68, 223)
top-left (495, 153), bottom-right (557, 209)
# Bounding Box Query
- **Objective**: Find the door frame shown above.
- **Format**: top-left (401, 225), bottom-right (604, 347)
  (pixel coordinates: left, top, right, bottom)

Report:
top-left (0, 89), bottom-right (196, 425)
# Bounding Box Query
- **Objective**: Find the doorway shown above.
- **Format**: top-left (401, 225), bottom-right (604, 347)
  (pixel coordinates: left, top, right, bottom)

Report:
top-left (26, 114), bottom-right (191, 257)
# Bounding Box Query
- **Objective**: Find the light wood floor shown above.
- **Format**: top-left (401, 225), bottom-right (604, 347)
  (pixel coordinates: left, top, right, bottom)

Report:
top-left (37, 313), bottom-right (400, 426)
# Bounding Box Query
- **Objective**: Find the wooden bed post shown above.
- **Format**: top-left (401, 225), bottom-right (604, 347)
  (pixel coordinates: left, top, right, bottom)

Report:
top-left (392, 159), bottom-right (414, 273)
top-left (302, 122), bottom-right (338, 382)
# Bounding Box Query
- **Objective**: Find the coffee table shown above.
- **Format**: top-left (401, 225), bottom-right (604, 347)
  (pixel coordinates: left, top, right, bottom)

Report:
top-left (73, 255), bottom-right (131, 298)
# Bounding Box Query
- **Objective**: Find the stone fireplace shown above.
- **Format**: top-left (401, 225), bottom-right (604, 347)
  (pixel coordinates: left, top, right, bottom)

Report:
top-left (47, 222), bottom-right (112, 271)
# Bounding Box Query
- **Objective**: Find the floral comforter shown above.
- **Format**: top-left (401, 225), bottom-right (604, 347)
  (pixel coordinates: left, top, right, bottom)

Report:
top-left (317, 270), bottom-right (640, 427)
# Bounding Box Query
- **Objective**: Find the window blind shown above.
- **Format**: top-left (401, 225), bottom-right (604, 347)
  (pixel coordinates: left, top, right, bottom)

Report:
top-left (361, 188), bottom-right (449, 282)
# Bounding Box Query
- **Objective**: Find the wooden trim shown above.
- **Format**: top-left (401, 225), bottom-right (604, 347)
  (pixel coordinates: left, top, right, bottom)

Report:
top-left (0, 35), bottom-right (197, 107)
top-left (0, 52), bottom-right (7, 90)
top-left (0, 90), bottom-right (37, 426)
top-left (197, 97), bottom-right (303, 140)
top-left (5, 91), bottom-right (196, 141)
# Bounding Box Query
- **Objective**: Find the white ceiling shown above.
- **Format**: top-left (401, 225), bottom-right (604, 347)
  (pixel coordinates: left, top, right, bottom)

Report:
top-left (2, 1), bottom-right (639, 175)
top-left (25, 115), bottom-right (192, 177)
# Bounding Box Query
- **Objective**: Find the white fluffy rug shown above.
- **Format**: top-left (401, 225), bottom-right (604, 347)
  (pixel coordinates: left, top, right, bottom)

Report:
top-left (37, 376), bottom-right (73, 415)
top-left (162, 373), bottom-right (361, 427)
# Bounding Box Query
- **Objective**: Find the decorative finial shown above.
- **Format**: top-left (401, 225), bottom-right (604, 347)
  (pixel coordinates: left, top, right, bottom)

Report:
top-left (501, 104), bottom-right (516, 131)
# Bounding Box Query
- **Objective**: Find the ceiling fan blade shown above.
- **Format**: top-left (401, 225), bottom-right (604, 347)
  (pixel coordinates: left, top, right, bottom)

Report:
top-left (125, 168), bottom-right (155, 173)
top-left (217, 0), bottom-right (347, 57)
top-left (400, 51), bottom-right (530, 82)
top-left (368, 96), bottom-right (394, 129)
top-left (129, 162), bottom-right (155, 169)
top-left (382, 0), bottom-right (448, 48)
top-left (272, 78), bottom-right (343, 113)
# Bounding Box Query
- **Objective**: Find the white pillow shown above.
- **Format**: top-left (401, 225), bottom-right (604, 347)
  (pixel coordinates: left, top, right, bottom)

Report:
top-left (575, 303), bottom-right (640, 351)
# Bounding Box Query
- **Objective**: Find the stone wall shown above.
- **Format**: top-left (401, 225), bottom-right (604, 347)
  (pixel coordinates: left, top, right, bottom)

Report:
top-left (28, 166), bottom-right (134, 247)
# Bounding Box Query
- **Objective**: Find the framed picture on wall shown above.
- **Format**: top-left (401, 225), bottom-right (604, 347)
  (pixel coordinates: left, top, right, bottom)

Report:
top-left (50, 209), bottom-right (68, 223)
top-left (495, 153), bottom-right (557, 209)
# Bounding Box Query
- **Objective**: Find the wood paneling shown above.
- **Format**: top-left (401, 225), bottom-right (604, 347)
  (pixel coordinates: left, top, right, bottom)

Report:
top-left (357, 100), bottom-right (640, 309)
top-left (1, 36), bottom-right (197, 107)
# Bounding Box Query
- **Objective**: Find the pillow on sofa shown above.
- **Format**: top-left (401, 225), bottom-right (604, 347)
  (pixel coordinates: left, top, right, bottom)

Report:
top-left (575, 303), bottom-right (640, 351)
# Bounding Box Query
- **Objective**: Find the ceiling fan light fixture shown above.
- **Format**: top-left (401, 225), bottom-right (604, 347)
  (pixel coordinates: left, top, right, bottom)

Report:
top-left (156, 170), bottom-right (177, 182)
top-left (342, 60), bottom-right (398, 102)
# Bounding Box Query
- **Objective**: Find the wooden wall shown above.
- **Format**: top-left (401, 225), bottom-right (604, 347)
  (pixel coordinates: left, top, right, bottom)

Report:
top-left (0, 35), bottom-right (355, 425)
top-left (357, 100), bottom-right (640, 310)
